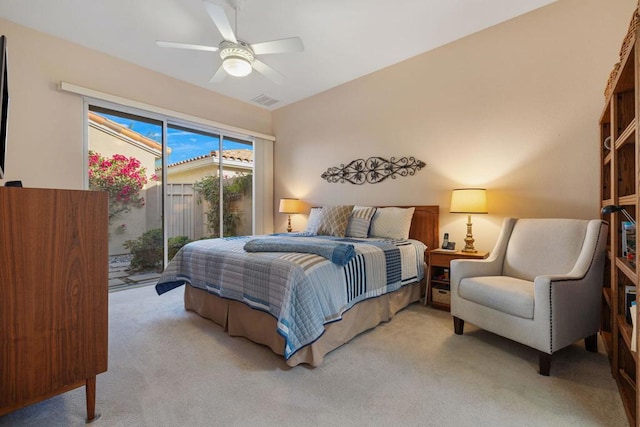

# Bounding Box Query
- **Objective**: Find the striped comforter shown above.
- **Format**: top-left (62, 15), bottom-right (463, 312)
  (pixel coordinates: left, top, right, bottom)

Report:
top-left (156, 234), bottom-right (426, 359)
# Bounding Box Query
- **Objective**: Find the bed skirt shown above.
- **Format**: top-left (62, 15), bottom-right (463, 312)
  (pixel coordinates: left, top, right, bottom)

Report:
top-left (183, 281), bottom-right (422, 367)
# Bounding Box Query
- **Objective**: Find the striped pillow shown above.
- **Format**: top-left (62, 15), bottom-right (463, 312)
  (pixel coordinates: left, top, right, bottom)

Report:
top-left (316, 205), bottom-right (354, 237)
top-left (345, 206), bottom-right (377, 238)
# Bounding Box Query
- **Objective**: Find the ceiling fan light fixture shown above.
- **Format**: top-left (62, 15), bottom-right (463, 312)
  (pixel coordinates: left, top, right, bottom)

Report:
top-left (220, 41), bottom-right (254, 77)
top-left (223, 56), bottom-right (252, 77)
top-left (157, 2), bottom-right (304, 84)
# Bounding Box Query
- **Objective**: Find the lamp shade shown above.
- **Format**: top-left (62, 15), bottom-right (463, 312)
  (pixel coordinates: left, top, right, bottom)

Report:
top-left (279, 198), bottom-right (303, 214)
top-left (450, 188), bottom-right (488, 214)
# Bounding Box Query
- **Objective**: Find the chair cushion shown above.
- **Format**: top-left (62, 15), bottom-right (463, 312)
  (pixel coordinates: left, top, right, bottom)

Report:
top-left (503, 219), bottom-right (588, 282)
top-left (458, 276), bottom-right (535, 319)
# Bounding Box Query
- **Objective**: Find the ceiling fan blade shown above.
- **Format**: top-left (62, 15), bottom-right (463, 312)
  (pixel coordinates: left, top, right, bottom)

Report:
top-left (156, 40), bottom-right (219, 52)
top-left (203, 1), bottom-right (237, 44)
top-left (252, 59), bottom-right (285, 85)
top-left (210, 65), bottom-right (227, 83)
top-left (251, 37), bottom-right (304, 55)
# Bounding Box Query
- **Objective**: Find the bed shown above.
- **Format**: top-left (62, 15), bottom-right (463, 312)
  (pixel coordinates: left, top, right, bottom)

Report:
top-left (156, 205), bottom-right (439, 367)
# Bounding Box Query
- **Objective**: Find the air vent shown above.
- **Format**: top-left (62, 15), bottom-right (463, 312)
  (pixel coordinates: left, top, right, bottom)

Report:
top-left (251, 94), bottom-right (279, 107)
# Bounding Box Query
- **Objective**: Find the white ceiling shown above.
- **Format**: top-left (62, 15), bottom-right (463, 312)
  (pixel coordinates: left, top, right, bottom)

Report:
top-left (0, 0), bottom-right (558, 110)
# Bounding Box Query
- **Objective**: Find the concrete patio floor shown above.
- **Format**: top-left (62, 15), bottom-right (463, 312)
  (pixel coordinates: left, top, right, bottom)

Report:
top-left (108, 254), bottom-right (161, 292)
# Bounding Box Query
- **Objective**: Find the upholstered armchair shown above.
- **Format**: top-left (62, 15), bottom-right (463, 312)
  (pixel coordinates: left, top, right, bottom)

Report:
top-left (450, 218), bottom-right (608, 376)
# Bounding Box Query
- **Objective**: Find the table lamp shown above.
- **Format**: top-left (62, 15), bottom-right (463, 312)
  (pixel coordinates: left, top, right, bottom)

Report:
top-left (450, 188), bottom-right (488, 253)
top-left (601, 204), bottom-right (636, 225)
top-left (279, 198), bottom-right (303, 232)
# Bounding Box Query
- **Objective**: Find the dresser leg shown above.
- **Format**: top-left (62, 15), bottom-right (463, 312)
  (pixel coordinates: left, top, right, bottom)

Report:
top-left (85, 376), bottom-right (100, 423)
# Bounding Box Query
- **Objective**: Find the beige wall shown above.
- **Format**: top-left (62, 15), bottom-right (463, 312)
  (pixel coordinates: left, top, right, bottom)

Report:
top-left (272, 0), bottom-right (637, 250)
top-left (0, 17), bottom-right (270, 190)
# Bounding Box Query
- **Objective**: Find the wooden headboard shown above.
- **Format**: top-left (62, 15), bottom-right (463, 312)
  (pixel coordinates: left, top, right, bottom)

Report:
top-left (405, 205), bottom-right (439, 251)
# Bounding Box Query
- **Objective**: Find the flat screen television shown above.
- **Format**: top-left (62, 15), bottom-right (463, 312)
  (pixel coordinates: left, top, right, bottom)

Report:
top-left (0, 35), bottom-right (8, 180)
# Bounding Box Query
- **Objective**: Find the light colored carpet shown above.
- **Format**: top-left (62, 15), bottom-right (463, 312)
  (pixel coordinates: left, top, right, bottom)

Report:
top-left (0, 285), bottom-right (627, 426)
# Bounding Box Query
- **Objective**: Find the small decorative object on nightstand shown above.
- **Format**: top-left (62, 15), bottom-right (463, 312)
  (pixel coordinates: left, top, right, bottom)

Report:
top-left (425, 248), bottom-right (489, 310)
top-left (279, 198), bottom-right (303, 232)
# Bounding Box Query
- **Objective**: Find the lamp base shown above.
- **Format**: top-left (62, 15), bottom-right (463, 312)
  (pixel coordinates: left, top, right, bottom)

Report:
top-left (462, 214), bottom-right (477, 252)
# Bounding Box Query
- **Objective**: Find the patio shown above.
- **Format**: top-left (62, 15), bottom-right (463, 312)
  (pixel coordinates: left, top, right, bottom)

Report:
top-left (108, 254), bottom-right (161, 292)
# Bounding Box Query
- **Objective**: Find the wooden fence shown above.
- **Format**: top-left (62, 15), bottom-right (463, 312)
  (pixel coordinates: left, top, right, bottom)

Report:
top-left (166, 183), bottom-right (205, 240)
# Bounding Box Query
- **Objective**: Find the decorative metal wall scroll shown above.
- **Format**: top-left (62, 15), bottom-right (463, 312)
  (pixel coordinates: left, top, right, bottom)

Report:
top-left (321, 156), bottom-right (426, 184)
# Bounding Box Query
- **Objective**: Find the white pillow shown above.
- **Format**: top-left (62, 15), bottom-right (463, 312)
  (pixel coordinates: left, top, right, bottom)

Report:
top-left (345, 206), bottom-right (377, 238)
top-left (369, 207), bottom-right (415, 239)
top-left (304, 207), bottom-right (323, 234)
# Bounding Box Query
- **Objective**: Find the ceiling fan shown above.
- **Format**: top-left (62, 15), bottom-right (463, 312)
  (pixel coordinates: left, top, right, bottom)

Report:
top-left (156, 1), bottom-right (303, 84)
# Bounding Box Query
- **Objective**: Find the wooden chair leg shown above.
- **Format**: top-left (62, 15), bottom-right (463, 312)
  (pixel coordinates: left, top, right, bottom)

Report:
top-left (584, 333), bottom-right (598, 352)
top-left (539, 352), bottom-right (551, 376)
top-left (453, 316), bottom-right (464, 335)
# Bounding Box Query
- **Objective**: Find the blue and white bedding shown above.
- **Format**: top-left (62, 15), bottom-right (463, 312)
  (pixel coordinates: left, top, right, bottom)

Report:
top-left (156, 234), bottom-right (426, 359)
top-left (243, 237), bottom-right (356, 265)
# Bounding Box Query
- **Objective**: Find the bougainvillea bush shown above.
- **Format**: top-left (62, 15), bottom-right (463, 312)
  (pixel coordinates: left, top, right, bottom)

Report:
top-left (88, 150), bottom-right (153, 221)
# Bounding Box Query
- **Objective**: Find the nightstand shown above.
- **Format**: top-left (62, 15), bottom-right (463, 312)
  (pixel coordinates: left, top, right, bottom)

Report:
top-left (426, 249), bottom-right (489, 311)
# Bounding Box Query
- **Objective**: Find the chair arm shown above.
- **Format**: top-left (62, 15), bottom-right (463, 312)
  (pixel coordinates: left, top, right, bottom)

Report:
top-left (533, 220), bottom-right (607, 301)
top-left (533, 274), bottom-right (583, 293)
top-left (566, 220), bottom-right (608, 277)
top-left (450, 257), bottom-right (502, 289)
top-left (450, 217), bottom-right (516, 290)
top-left (534, 273), bottom-right (603, 316)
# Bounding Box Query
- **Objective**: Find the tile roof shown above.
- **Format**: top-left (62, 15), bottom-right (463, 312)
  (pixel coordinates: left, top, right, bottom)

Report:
top-left (88, 111), bottom-right (162, 152)
top-left (167, 149), bottom-right (253, 168)
top-left (88, 111), bottom-right (252, 168)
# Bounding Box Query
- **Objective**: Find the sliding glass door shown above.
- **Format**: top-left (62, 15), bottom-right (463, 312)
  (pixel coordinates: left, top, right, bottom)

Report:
top-left (165, 123), bottom-right (253, 241)
top-left (87, 104), bottom-right (254, 291)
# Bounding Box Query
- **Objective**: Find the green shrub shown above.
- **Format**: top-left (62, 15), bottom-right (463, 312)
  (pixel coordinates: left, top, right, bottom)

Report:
top-left (168, 235), bottom-right (191, 260)
top-left (194, 173), bottom-right (252, 237)
top-left (124, 228), bottom-right (191, 271)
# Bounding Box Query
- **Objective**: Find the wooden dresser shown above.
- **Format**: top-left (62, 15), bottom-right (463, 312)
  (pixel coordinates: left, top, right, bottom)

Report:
top-left (0, 187), bottom-right (108, 421)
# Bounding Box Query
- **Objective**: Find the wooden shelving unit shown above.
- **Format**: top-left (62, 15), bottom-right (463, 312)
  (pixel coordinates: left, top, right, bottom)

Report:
top-left (600, 6), bottom-right (640, 425)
